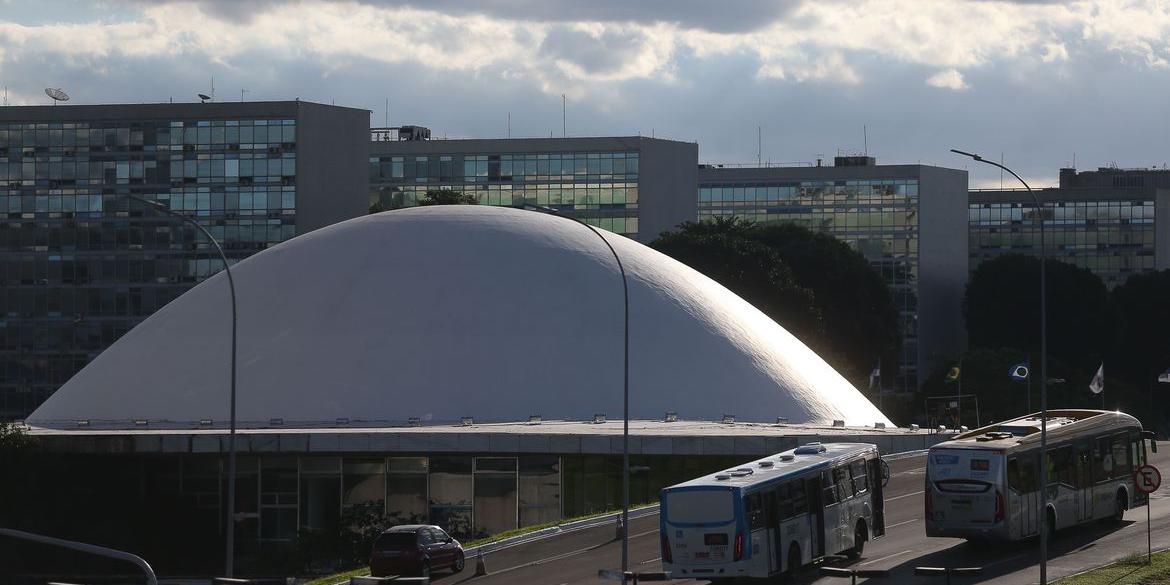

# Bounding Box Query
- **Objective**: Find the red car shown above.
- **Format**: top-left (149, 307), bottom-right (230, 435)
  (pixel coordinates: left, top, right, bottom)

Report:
top-left (370, 525), bottom-right (465, 578)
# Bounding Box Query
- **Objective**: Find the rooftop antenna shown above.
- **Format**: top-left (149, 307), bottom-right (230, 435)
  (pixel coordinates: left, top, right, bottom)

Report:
top-left (863, 125), bottom-right (868, 156)
top-left (757, 126), bottom-right (762, 167)
top-left (45, 87), bottom-right (70, 105)
top-left (240, 89), bottom-right (248, 102)
top-left (2, 86), bottom-right (7, 106)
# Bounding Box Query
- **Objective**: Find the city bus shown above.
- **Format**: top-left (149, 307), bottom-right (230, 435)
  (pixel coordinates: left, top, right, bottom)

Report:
top-left (660, 443), bottom-right (887, 580)
top-left (925, 409), bottom-right (1157, 541)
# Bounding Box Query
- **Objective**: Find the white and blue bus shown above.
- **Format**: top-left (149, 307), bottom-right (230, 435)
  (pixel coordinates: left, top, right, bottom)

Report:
top-left (926, 409), bottom-right (1157, 541)
top-left (660, 443), bottom-right (887, 581)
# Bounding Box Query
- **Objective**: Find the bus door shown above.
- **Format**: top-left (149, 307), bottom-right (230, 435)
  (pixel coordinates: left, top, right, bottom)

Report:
top-left (868, 457), bottom-right (886, 537)
top-left (1075, 443), bottom-right (1094, 521)
top-left (1007, 454), bottom-right (1039, 537)
top-left (808, 476), bottom-right (825, 558)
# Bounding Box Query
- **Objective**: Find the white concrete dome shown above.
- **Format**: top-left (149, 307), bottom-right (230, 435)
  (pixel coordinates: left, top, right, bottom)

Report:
top-left (28, 205), bottom-right (892, 428)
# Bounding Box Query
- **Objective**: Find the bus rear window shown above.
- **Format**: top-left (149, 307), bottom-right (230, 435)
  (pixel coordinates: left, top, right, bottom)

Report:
top-left (665, 490), bottom-right (734, 524)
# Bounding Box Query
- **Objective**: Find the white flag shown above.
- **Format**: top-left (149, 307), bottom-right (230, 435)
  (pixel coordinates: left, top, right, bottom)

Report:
top-left (1089, 363), bottom-right (1104, 394)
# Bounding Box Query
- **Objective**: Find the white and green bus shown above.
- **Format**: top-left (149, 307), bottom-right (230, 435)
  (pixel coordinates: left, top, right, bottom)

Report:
top-left (660, 443), bottom-right (887, 581)
top-left (926, 409), bottom-right (1156, 541)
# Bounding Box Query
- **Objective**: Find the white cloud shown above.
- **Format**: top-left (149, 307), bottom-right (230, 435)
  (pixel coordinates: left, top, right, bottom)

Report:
top-left (926, 68), bottom-right (969, 90)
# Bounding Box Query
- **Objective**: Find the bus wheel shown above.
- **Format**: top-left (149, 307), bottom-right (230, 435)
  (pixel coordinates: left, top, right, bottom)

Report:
top-left (846, 520), bottom-right (867, 559)
top-left (1046, 508), bottom-right (1057, 541)
top-left (784, 543), bottom-right (802, 582)
top-left (1113, 490), bottom-right (1128, 523)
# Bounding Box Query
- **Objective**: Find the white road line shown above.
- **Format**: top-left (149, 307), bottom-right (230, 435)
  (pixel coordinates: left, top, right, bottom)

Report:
top-left (885, 518), bottom-right (919, 529)
top-left (640, 556), bottom-right (661, 565)
top-left (858, 549), bottom-right (915, 566)
top-left (631, 529), bottom-right (658, 539)
top-left (885, 490), bottom-right (924, 502)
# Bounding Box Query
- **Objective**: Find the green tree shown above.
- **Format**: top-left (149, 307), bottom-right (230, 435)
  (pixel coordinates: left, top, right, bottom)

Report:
top-left (751, 223), bottom-right (902, 387)
top-left (1111, 270), bottom-right (1170, 432)
top-left (419, 189), bottom-right (477, 206)
top-left (651, 220), bottom-right (823, 341)
top-left (651, 218), bottom-right (900, 393)
top-left (964, 254), bottom-right (1113, 367)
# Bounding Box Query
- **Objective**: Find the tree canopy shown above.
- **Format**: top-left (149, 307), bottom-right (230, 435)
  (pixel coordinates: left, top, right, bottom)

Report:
top-left (418, 189), bottom-right (477, 206)
top-left (964, 254), bottom-right (1113, 367)
top-left (651, 217), bottom-right (900, 393)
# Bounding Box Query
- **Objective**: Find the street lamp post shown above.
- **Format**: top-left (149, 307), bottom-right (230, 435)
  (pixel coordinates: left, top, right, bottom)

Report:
top-left (949, 150), bottom-right (1048, 584)
top-left (126, 194), bottom-right (239, 577)
top-left (519, 204), bottom-right (631, 580)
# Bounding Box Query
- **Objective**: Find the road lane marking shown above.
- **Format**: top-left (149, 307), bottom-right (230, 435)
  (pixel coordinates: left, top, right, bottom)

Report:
top-left (885, 518), bottom-right (919, 529)
top-left (885, 490), bottom-right (924, 502)
top-left (632, 529), bottom-right (658, 539)
top-left (640, 556), bottom-right (661, 564)
top-left (858, 549), bottom-right (915, 566)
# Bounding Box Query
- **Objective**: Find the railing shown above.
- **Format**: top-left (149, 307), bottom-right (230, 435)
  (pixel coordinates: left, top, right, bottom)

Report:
top-left (0, 527), bottom-right (158, 585)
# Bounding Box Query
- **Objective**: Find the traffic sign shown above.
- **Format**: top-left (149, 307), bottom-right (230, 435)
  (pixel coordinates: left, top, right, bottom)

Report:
top-left (1134, 464), bottom-right (1161, 494)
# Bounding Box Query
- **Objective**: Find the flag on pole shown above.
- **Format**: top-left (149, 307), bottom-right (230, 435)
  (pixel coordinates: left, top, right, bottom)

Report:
top-left (1158, 368), bottom-right (1170, 384)
top-left (1009, 363), bottom-right (1029, 380)
top-left (945, 366), bottom-right (961, 384)
top-left (1089, 363), bottom-right (1104, 394)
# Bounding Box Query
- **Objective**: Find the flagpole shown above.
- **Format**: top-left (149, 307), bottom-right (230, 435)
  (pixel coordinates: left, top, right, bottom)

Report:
top-left (1027, 360), bottom-right (1032, 414)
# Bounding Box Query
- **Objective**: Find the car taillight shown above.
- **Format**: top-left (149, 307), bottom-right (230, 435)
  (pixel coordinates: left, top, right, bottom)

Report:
top-left (995, 490), bottom-right (1004, 523)
top-left (661, 533), bottom-right (672, 563)
top-left (733, 532), bottom-right (743, 561)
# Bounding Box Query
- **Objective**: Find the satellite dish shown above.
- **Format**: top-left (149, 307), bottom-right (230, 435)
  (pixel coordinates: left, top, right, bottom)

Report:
top-left (198, 93), bottom-right (212, 103)
top-left (44, 88), bottom-right (70, 102)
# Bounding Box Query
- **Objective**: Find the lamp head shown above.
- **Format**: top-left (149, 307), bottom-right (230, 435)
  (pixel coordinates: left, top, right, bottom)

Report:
top-left (950, 148), bottom-right (983, 162)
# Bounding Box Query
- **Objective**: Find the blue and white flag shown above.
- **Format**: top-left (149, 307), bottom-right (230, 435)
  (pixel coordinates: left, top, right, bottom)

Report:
top-left (1159, 368), bottom-right (1170, 384)
top-left (1089, 363), bottom-right (1104, 394)
top-left (1009, 363), bottom-right (1029, 380)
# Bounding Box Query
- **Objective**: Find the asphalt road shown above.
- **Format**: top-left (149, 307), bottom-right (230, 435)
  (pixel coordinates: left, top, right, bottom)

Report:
top-left (438, 448), bottom-right (1170, 585)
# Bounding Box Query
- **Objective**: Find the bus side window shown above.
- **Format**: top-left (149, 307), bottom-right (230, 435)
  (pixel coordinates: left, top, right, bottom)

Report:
top-left (791, 480), bottom-right (808, 517)
top-left (1008, 458), bottom-right (1021, 492)
top-left (1021, 454), bottom-right (1039, 493)
top-left (746, 492), bottom-right (766, 531)
top-left (833, 467), bottom-right (852, 502)
top-left (850, 461), bottom-right (868, 494)
top-left (822, 471), bottom-right (838, 505)
top-left (1111, 433), bottom-right (1131, 479)
top-left (1095, 436), bottom-right (1112, 481)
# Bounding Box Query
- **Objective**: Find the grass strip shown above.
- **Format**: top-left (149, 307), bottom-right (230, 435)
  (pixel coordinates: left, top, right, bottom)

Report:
top-left (1057, 550), bottom-right (1170, 585)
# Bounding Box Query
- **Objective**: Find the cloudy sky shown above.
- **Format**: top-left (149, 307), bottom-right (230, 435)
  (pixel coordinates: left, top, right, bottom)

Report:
top-left (3, 0), bottom-right (1170, 186)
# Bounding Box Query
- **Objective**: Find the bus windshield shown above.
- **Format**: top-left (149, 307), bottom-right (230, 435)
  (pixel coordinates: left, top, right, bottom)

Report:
top-left (665, 489), bottom-right (734, 524)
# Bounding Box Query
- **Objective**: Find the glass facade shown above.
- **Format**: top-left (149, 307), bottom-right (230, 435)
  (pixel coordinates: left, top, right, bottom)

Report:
top-left (968, 198), bottom-right (1157, 289)
top-left (0, 117), bottom-right (298, 418)
top-left (369, 150), bottom-right (641, 237)
top-left (697, 178), bottom-right (921, 391)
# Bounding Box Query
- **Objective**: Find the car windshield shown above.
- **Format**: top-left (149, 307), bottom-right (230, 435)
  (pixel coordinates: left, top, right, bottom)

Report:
top-left (373, 532), bottom-right (417, 550)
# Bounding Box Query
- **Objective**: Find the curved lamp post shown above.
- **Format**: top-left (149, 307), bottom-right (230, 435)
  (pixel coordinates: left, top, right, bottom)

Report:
top-left (949, 150), bottom-right (1048, 584)
top-left (125, 194), bottom-right (239, 577)
top-left (519, 204), bottom-right (631, 580)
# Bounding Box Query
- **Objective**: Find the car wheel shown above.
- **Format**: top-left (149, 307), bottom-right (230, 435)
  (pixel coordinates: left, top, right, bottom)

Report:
top-left (846, 521), bottom-right (866, 560)
top-left (453, 551), bottom-right (466, 573)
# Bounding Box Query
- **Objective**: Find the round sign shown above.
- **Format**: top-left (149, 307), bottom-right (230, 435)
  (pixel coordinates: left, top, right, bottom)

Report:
top-left (1134, 464), bottom-right (1161, 494)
